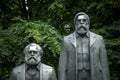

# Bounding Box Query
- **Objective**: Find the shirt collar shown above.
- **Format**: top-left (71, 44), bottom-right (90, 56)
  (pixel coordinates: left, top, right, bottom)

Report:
top-left (25, 63), bottom-right (41, 71)
top-left (76, 31), bottom-right (90, 38)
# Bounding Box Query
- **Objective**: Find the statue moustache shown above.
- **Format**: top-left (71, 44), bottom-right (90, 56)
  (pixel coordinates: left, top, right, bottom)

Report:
top-left (78, 25), bottom-right (87, 30)
top-left (28, 57), bottom-right (37, 62)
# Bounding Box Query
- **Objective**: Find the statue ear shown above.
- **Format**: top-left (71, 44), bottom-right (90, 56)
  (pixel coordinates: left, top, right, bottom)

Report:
top-left (40, 49), bottom-right (43, 57)
top-left (40, 53), bottom-right (43, 57)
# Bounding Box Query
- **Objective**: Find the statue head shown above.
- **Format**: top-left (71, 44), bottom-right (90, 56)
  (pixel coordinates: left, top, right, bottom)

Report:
top-left (74, 12), bottom-right (90, 35)
top-left (23, 43), bottom-right (43, 65)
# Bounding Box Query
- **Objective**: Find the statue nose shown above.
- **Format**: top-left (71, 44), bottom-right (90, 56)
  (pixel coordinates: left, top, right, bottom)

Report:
top-left (31, 51), bottom-right (34, 56)
top-left (80, 20), bottom-right (84, 24)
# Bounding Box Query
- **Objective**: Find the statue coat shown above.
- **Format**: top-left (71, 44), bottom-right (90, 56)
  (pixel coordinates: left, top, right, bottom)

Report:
top-left (10, 63), bottom-right (57, 80)
top-left (58, 31), bottom-right (110, 80)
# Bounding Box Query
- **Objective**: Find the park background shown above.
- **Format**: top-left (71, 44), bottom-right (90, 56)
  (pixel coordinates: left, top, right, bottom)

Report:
top-left (0, 0), bottom-right (120, 80)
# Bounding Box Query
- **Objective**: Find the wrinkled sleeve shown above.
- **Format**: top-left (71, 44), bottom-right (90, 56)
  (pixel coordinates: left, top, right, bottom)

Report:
top-left (99, 37), bottom-right (110, 80)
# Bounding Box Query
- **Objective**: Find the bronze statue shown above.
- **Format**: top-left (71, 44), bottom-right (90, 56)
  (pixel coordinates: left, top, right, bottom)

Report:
top-left (58, 12), bottom-right (110, 80)
top-left (10, 43), bottom-right (57, 80)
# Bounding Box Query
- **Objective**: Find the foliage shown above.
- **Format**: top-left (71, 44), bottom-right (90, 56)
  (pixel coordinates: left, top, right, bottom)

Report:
top-left (48, 0), bottom-right (120, 33)
top-left (0, 18), bottom-right (61, 80)
top-left (0, 0), bottom-right (120, 80)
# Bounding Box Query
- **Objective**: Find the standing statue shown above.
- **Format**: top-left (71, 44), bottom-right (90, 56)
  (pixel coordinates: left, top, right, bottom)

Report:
top-left (10, 43), bottom-right (57, 80)
top-left (58, 12), bottom-right (110, 80)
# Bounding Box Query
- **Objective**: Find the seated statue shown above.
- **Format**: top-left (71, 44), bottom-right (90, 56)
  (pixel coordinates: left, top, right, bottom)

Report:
top-left (10, 43), bottom-right (57, 80)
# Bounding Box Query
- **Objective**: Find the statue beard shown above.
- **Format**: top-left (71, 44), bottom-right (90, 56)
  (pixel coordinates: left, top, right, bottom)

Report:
top-left (76, 24), bottom-right (89, 35)
top-left (25, 57), bottom-right (40, 66)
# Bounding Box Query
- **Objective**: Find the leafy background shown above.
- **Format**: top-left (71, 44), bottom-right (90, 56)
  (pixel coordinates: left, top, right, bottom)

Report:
top-left (0, 0), bottom-right (120, 80)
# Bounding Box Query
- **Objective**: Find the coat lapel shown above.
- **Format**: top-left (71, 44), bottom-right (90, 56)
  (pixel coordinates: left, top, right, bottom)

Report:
top-left (68, 32), bottom-right (77, 80)
top-left (21, 64), bottom-right (25, 80)
top-left (90, 32), bottom-right (97, 47)
top-left (69, 32), bottom-right (77, 48)
top-left (40, 63), bottom-right (43, 80)
top-left (18, 64), bottom-right (25, 80)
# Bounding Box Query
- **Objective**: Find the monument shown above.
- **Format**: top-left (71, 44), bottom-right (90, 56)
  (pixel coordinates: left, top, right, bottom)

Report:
top-left (10, 43), bottom-right (57, 80)
top-left (58, 12), bottom-right (110, 80)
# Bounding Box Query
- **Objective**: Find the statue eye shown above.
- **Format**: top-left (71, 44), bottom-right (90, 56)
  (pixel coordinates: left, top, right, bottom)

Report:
top-left (28, 51), bottom-right (37, 54)
top-left (83, 19), bottom-right (87, 22)
top-left (33, 51), bottom-right (37, 54)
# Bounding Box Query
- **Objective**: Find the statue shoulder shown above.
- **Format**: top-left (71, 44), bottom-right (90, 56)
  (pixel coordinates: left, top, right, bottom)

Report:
top-left (12, 63), bottom-right (25, 73)
top-left (63, 32), bottom-right (74, 40)
top-left (42, 63), bottom-right (54, 72)
top-left (90, 32), bottom-right (103, 39)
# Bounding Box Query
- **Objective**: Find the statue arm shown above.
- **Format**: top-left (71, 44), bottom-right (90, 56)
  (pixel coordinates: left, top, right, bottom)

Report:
top-left (58, 39), bottom-right (67, 80)
top-left (49, 68), bottom-right (57, 80)
top-left (99, 37), bottom-right (110, 80)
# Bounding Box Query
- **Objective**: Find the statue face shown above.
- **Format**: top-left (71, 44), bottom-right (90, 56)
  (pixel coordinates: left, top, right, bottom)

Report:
top-left (75, 14), bottom-right (89, 34)
top-left (25, 45), bottom-right (41, 65)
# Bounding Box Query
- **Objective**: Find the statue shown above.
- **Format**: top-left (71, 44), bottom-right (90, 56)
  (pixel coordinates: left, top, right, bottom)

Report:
top-left (10, 43), bottom-right (57, 80)
top-left (58, 12), bottom-right (110, 80)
